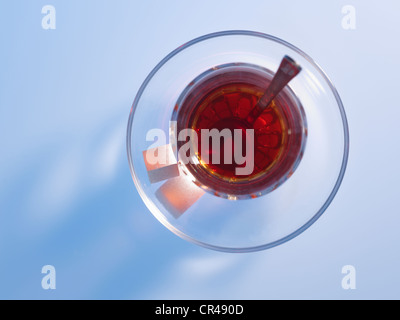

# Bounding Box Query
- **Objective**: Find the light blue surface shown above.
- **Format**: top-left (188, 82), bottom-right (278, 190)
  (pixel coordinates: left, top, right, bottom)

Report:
top-left (0, 0), bottom-right (399, 299)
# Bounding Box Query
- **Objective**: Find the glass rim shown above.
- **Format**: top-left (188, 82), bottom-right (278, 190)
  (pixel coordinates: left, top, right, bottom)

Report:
top-left (126, 30), bottom-right (350, 253)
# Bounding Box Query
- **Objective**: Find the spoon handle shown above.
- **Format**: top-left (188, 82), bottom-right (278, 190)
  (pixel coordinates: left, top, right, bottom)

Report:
top-left (246, 55), bottom-right (302, 124)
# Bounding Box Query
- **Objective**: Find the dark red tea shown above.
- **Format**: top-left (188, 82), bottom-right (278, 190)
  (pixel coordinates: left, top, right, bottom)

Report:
top-left (173, 63), bottom-right (306, 198)
top-left (190, 83), bottom-right (284, 180)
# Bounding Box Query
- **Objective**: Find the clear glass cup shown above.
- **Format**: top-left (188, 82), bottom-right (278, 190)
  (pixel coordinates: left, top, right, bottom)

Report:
top-left (171, 62), bottom-right (307, 199)
top-left (127, 30), bottom-right (349, 252)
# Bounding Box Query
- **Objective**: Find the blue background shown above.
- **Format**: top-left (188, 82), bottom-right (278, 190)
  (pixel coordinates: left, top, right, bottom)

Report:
top-left (1, 0), bottom-right (399, 299)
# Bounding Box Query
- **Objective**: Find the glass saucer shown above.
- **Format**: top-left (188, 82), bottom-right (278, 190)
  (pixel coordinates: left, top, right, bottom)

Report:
top-left (127, 30), bottom-right (349, 252)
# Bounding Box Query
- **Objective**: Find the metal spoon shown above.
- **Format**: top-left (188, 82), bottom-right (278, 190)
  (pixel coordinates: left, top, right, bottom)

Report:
top-left (246, 55), bottom-right (302, 124)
